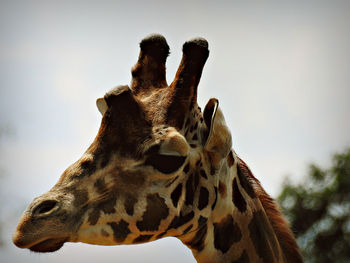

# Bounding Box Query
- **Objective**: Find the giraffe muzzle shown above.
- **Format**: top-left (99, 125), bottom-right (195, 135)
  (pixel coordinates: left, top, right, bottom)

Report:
top-left (13, 194), bottom-right (75, 252)
top-left (28, 237), bottom-right (69, 252)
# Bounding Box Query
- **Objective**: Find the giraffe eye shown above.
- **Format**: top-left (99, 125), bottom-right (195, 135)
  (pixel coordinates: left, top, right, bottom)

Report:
top-left (145, 154), bottom-right (186, 174)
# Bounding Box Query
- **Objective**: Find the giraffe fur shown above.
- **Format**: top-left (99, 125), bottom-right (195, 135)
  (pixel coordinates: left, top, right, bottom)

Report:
top-left (13, 34), bottom-right (303, 263)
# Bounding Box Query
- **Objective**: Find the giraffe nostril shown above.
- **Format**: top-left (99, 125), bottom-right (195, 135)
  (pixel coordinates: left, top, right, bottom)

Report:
top-left (33, 200), bottom-right (58, 215)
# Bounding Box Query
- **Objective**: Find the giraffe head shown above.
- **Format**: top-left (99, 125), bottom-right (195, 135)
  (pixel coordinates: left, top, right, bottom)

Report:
top-left (13, 34), bottom-right (232, 253)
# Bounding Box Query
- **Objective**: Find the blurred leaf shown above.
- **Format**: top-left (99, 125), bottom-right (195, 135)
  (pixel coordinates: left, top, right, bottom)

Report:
top-left (278, 148), bottom-right (350, 263)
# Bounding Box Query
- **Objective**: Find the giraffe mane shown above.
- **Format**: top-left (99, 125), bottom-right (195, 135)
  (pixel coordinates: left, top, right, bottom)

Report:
top-left (237, 157), bottom-right (303, 263)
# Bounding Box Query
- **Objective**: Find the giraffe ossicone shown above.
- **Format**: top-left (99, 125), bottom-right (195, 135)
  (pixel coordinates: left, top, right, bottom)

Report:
top-left (13, 34), bottom-right (303, 262)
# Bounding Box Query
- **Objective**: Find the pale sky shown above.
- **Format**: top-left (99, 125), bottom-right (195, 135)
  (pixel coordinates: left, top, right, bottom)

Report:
top-left (0, 1), bottom-right (349, 262)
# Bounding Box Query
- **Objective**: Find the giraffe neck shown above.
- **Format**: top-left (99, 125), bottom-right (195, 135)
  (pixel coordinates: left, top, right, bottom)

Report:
top-left (178, 151), bottom-right (285, 263)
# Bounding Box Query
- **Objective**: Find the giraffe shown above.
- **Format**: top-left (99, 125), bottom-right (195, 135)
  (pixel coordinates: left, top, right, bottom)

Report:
top-left (13, 34), bottom-right (303, 263)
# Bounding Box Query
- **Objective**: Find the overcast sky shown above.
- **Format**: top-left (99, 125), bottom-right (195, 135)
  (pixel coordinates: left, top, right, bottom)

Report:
top-left (1, 1), bottom-right (349, 262)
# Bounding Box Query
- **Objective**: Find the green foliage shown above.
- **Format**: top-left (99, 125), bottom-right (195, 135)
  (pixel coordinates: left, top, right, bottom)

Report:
top-left (278, 149), bottom-right (350, 263)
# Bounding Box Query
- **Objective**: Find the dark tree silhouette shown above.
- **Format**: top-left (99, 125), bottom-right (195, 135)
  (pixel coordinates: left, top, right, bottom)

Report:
top-left (278, 149), bottom-right (350, 263)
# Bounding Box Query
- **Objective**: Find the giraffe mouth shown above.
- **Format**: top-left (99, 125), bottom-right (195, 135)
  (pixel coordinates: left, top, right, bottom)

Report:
top-left (29, 237), bottom-right (69, 253)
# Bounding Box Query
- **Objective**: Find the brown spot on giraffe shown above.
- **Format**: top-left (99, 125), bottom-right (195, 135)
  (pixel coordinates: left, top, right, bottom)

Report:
top-left (183, 163), bottom-right (190, 174)
top-left (171, 183), bottom-right (183, 208)
top-left (232, 178), bottom-right (247, 213)
top-left (198, 187), bottom-right (209, 210)
top-left (213, 215), bottom-right (242, 254)
top-left (72, 188), bottom-right (89, 208)
top-left (167, 211), bottom-right (195, 230)
top-left (186, 216), bottom-right (208, 252)
top-left (133, 234), bottom-right (153, 244)
top-left (237, 163), bottom-right (256, 199)
top-left (199, 169), bottom-right (207, 179)
top-left (211, 186), bottom-right (218, 210)
top-left (88, 209), bottom-right (100, 226)
top-left (218, 180), bottom-right (227, 198)
top-left (136, 193), bottom-right (169, 232)
top-left (182, 224), bottom-right (193, 235)
top-left (248, 210), bottom-right (280, 262)
top-left (13, 34), bottom-right (302, 263)
top-left (124, 195), bottom-right (137, 216)
top-left (185, 173), bottom-right (195, 206)
top-left (108, 220), bottom-right (130, 243)
top-left (227, 151), bottom-right (235, 167)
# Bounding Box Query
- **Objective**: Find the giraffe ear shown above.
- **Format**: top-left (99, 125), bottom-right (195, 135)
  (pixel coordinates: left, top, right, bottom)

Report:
top-left (96, 98), bottom-right (108, 115)
top-left (203, 98), bottom-right (232, 165)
